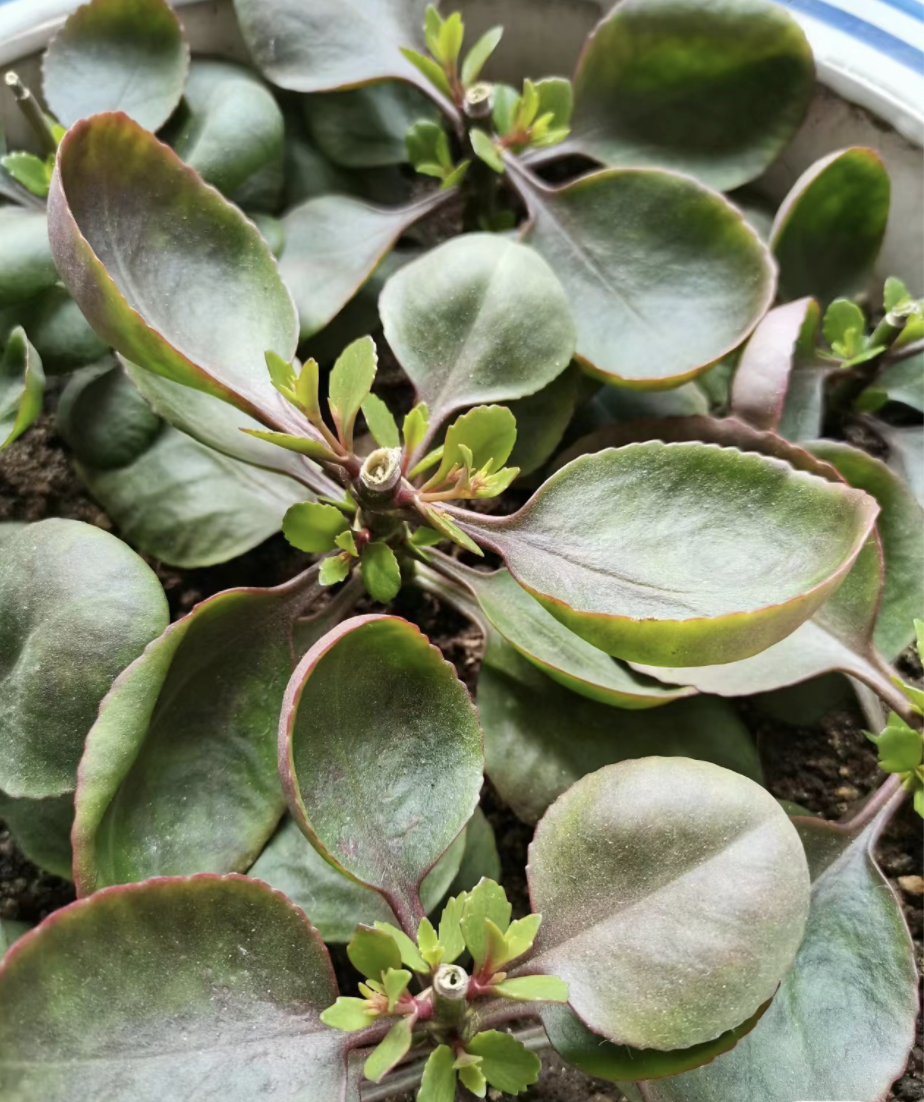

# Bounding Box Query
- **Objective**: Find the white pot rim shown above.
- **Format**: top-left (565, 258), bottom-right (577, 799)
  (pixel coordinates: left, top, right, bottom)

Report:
top-left (0, 0), bottom-right (921, 147)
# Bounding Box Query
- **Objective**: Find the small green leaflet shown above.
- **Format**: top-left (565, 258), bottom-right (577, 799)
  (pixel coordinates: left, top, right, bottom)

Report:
top-left (282, 501), bottom-right (349, 553)
top-left (419, 1044), bottom-right (457, 1102)
top-left (361, 393), bottom-right (400, 448)
top-left (361, 543), bottom-right (401, 602)
top-left (347, 925), bottom-right (401, 980)
top-left (364, 1016), bottom-right (413, 1083)
top-left (493, 975), bottom-right (569, 1002)
top-left (328, 336), bottom-right (377, 449)
top-left (466, 1031), bottom-right (541, 1094)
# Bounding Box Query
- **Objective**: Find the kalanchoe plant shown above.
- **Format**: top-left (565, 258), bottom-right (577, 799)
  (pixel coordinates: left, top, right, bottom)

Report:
top-left (0, 0), bottom-right (921, 1099)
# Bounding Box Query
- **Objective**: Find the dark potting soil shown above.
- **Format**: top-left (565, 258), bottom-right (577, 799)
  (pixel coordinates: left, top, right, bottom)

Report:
top-left (0, 411), bottom-right (921, 1102)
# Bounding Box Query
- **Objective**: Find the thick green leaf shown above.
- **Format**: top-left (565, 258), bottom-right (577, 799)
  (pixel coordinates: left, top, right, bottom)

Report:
top-left (632, 536), bottom-right (887, 701)
top-left (0, 520), bottom-right (168, 799)
top-left (460, 879), bottom-right (511, 968)
top-left (882, 424), bottom-right (923, 508)
top-left (57, 361), bottom-right (162, 470)
top-left (506, 364), bottom-right (583, 477)
top-left (429, 406), bottom-right (517, 487)
top-left (0, 875), bottom-right (351, 1101)
top-left (168, 59), bottom-right (284, 210)
top-left (348, 925), bottom-right (401, 979)
top-left (730, 298), bottom-right (819, 431)
top-left (542, 1002), bottom-right (767, 1083)
top-left (448, 562), bottom-right (694, 708)
top-left (452, 442), bottom-right (878, 665)
top-left (281, 615), bottom-right (483, 927)
top-left (466, 1031), bottom-right (540, 1094)
top-left (42, 0), bottom-right (189, 131)
top-left (810, 440), bottom-right (924, 660)
top-left (508, 162), bottom-right (775, 388)
top-left (0, 792), bottom-right (74, 881)
top-left (771, 148), bottom-right (891, 303)
top-left (365, 1016), bottom-right (413, 1082)
top-left (625, 795), bottom-right (917, 1101)
top-left (478, 634), bottom-right (760, 824)
top-left (249, 817), bottom-right (467, 943)
top-left (0, 153), bottom-right (52, 200)
top-left (461, 26), bottom-right (503, 86)
top-left (361, 543), bottom-right (402, 603)
top-left (328, 336), bottom-right (377, 447)
top-left (304, 83), bottom-right (438, 168)
top-left (281, 192), bottom-right (445, 340)
top-left (122, 363), bottom-right (322, 488)
top-left (859, 352), bottom-right (924, 414)
top-left (527, 758), bottom-right (810, 1049)
top-left (380, 233), bottom-right (575, 430)
top-left (565, 0), bottom-right (813, 190)
top-left (0, 208), bottom-right (57, 307)
top-left (1, 287), bottom-right (110, 375)
top-left (49, 113), bottom-right (298, 426)
top-left (78, 425), bottom-right (305, 568)
top-left (233, 0), bottom-right (433, 95)
top-left (283, 502), bottom-right (350, 554)
top-left (72, 573), bottom-right (318, 895)
top-left (0, 328), bottom-right (44, 449)
top-left (419, 1045), bottom-right (456, 1102)
top-left (492, 976), bottom-right (568, 1003)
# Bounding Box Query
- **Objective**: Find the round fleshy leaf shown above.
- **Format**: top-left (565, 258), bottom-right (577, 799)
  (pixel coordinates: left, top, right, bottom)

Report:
top-left (506, 364), bottom-right (583, 477)
top-left (0, 792), bottom-right (74, 881)
top-left (809, 440), bottom-right (924, 661)
top-left (42, 0), bottom-right (190, 131)
top-left (542, 1002), bottom-right (766, 1084)
top-left (0, 520), bottom-right (168, 799)
top-left (0, 875), bottom-right (350, 1101)
top-left (771, 148), bottom-right (891, 303)
top-left (77, 426), bottom-right (305, 568)
top-left (57, 361), bottom-right (162, 470)
top-left (626, 794), bottom-right (917, 1101)
top-left (882, 424), bottom-right (923, 508)
top-left (281, 191), bottom-right (445, 340)
top-left (565, 0), bottom-right (813, 190)
top-left (478, 633), bottom-right (760, 824)
top-left (233, 0), bottom-right (431, 94)
top-left (280, 615), bottom-right (483, 927)
top-left (0, 208), bottom-right (57, 308)
top-left (168, 59), bottom-right (284, 211)
top-left (303, 83), bottom-right (438, 168)
top-left (48, 113), bottom-right (298, 427)
top-left (380, 232), bottom-right (575, 429)
top-left (73, 574), bottom-right (319, 895)
top-left (3, 286), bottom-right (110, 376)
top-left (526, 758), bottom-right (810, 1050)
top-left (508, 162), bottom-right (775, 388)
top-left (730, 298), bottom-right (819, 431)
top-left (249, 816), bottom-right (467, 943)
top-left (445, 560), bottom-right (694, 708)
top-left (452, 441), bottom-right (878, 666)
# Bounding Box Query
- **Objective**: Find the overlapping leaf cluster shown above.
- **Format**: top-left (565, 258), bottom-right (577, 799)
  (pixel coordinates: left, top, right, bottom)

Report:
top-left (0, 0), bottom-right (921, 1100)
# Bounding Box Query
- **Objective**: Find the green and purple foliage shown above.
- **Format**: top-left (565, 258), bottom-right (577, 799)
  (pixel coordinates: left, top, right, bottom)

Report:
top-left (0, 0), bottom-right (921, 1099)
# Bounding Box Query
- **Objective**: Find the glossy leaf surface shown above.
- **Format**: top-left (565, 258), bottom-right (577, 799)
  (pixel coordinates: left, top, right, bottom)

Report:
top-left (281, 616), bottom-right (483, 923)
top-left (0, 520), bottom-right (168, 799)
top-left (567, 0), bottom-right (813, 190)
top-left (453, 563), bottom-right (694, 708)
top-left (453, 442), bottom-right (878, 665)
top-left (771, 148), bottom-right (891, 303)
top-left (527, 758), bottom-right (810, 1049)
top-left (250, 818), bottom-right (466, 943)
top-left (49, 113), bottom-right (298, 425)
top-left (233, 0), bottom-right (431, 94)
top-left (73, 575), bottom-right (316, 894)
top-left (0, 875), bottom-right (350, 1101)
top-left (625, 796), bottom-right (917, 1101)
top-left (42, 0), bottom-right (189, 131)
top-left (169, 59), bottom-right (284, 210)
top-left (78, 426), bottom-right (304, 568)
top-left (511, 164), bottom-right (774, 388)
top-left (478, 634), bottom-right (760, 824)
top-left (281, 192), bottom-right (444, 339)
top-left (381, 233), bottom-right (575, 428)
top-left (730, 298), bottom-right (819, 431)
top-left (810, 440), bottom-right (924, 660)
